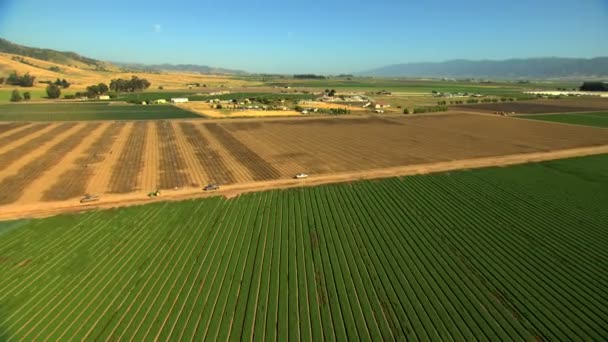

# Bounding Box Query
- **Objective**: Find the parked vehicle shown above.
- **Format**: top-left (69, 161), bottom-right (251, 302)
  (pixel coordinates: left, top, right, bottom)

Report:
top-left (203, 184), bottom-right (220, 191)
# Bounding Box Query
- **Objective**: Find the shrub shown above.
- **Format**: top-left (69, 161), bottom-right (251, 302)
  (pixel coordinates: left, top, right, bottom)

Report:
top-left (23, 92), bottom-right (31, 101)
top-left (46, 84), bottom-right (61, 99)
top-left (10, 89), bottom-right (22, 102)
top-left (410, 105), bottom-right (448, 114)
top-left (6, 72), bottom-right (36, 87)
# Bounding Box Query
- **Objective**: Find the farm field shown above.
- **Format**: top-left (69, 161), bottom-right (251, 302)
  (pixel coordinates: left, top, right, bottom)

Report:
top-left (1, 113), bottom-right (608, 212)
top-left (0, 154), bottom-right (607, 340)
top-left (0, 103), bottom-right (201, 121)
top-left (518, 111), bottom-right (608, 128)
top-left (178, 102), bottom-right (301, 118)
top-left (455, 98), bottom-right (608, 114)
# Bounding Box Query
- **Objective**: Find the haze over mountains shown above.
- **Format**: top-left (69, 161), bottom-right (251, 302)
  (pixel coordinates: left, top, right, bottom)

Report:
top-left (113, 62), bottom-right (246, 75)
top-left (361, 58), bottom-right (608, 79)
top-left (2, 37), bottom-right (607, 79)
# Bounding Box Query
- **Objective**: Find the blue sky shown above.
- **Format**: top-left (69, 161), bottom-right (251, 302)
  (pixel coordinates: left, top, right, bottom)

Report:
top-left (0, 0), bottom-right (607, 74)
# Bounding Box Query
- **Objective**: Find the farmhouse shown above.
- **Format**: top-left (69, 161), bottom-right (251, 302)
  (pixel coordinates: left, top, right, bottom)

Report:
top-left (171, 97), bottom-right (189, 103)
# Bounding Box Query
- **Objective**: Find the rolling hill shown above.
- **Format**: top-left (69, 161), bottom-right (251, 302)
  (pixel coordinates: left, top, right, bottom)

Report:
top-left (0, 38), bottom-right (255, 93)
top-left (361, 57), bottom-right (608, 79)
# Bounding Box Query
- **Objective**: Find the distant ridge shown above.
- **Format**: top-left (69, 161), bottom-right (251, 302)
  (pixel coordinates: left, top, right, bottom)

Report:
top-left (361, 57), bottom-right (608, 79)
top-left (0, 37), bottom-right (246, 75)
top-left (113, 62), bottom-right (247, 75)
top-left (0, 37), bottom-right (111, 70)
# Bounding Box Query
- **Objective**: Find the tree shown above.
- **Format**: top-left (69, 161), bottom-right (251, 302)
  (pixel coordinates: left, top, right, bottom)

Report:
top-left (23, 92), bottom-right (31, 101)
top-left (10, 89), bottom-right (22, 102)
top-left (46, 84), bottom-right (61, 99)
top-left (328, 89), bottom-right (336, 97)
top-left (53, 78), bottom-right (71, 88)
top-left (86, 82), bottom-right (109, 97)
top-left (97, 82), bottom-right (109, 94)
top-left (6, 71), bottom-right (36, 87)
top-left (0, 77), bottom-right (4, 84)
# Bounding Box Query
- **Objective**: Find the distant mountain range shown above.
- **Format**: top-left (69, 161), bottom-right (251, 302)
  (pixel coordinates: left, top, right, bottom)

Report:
top-left (3, 37), bottom-right (607, 79)
top-left (112, 62), bottom-right (247, 75)
top-left (361, 58), bottom-right (608, 79)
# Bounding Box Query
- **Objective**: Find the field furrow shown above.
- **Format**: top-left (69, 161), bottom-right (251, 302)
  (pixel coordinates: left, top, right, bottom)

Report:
top-left (0, 123), bottom-right (99, 205)
top-left (108, 121), bottom-right (148, 193)
top-left (205, 123), bottom-right (281, 181)
top-left (42, 122), bottom-right (124, 201)
top-left (156, 121), bottom-right (192, 189)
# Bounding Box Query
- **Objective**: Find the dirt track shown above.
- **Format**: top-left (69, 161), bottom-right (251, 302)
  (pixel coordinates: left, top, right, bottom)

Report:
top-left (0, 144), bottom-right (607, 221)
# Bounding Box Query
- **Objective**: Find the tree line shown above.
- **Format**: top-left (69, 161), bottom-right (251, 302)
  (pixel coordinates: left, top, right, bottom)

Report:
top-left (294, 74), bottom-right (326, 79)
top-left (110, 76), bottom-right (151, 93)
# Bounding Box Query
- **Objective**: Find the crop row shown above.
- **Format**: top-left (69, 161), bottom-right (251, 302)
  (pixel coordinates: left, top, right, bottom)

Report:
top-left (42, 122), bottom-right (125, 201)
top-left (178, 122), bottom-right (236, 184)
top-left (0, 154), bottom-right (607, 339)
top-left (156, 121), bottom-right (191, 189)
top-left (205, 123), bottom-right (281, 181)
top-left (0, 123), bottom-right (100, 205)
top-left (108, 122), bottom-right (148, 193)
top-left (0, 123), bottom-right (70, 173)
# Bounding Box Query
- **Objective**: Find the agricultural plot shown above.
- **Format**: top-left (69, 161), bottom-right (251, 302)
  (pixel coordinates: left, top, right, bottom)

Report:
top-left (221, 114), bottom-right (608, 176)
top-left (178, 122), bottom-right (235, 184)
top-left (1, 114), bottom-right (608, 207)
top-left (42, 123), bottom-right (125, 201)
top-left (0, 123), bottom-right (100, 205)
top-left (0, 154), bottom-right (607, 340)
top-left (205, 123), bottom-right (281, 181)
top-left (518, 111), bottom-right (608, 128)
top-left (0, 103), bottom-right (200, 121)
top-left (456, 98), bottom-right (608, 114)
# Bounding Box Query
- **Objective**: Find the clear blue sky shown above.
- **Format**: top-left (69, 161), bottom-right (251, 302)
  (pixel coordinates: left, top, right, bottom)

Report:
top-left (1, 0), bottom-right (607, 74)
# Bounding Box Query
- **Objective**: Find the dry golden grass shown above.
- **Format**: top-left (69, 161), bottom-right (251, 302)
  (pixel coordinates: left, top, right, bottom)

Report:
top-left (178, 102), bottom-right (301, 117)
top-left (0, 53), bottom-right (257, 91)
top-left (299, 101), bottom-right (359, 109)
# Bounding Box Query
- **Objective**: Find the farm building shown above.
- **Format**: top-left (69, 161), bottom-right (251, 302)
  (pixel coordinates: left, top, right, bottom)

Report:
top-left (153, 99), bottom-right (167, 104)
top-left (97, 95), bottom-right (110, 100)
top-left (171, 98), bottom-right (189, 103)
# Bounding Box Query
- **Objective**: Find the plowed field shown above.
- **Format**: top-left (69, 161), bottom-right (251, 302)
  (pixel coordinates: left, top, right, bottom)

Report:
top-left (1, 113), bottom-right (608, 213)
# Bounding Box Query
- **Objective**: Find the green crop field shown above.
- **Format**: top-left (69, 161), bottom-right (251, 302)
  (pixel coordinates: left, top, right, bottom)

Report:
top-left (0, 103), bottom-right (201, 121)
top-left (518, 111), bottom-right (608, 128)
top-left (1, 154), bottom-right (607, 340)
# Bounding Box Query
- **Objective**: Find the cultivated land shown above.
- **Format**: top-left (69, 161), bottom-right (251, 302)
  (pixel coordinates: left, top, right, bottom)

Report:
top-left (177, 102), bottom-right (301, 118)
top-left (1, 113), bottom-right (608, 218)
top-left (456, 98), bottom-right (608, 114)
top-left (518, 111), bottom-right (608, 128)
top-left (0, 154), bottom-right (607, 340)
top-left (0, 103), bottom-right (200, 121)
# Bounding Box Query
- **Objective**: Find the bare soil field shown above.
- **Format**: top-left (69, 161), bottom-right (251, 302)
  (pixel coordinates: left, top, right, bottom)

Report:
top-left (456, 98), bottom-right (608, 114)
top-left (1, 113), bottom-right (608, 217)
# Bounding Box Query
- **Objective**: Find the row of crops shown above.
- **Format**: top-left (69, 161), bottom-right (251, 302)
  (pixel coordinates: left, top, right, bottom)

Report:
top-left (518, 111), bottom-right (608, 128)
top-left (0, 154), bottom-right (607, 340)
top-left (0, 103), bottom-right (200, 121)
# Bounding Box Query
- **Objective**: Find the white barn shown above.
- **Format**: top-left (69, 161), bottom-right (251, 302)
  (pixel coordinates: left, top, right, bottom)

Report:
top-left (171, 98), bottom-right (189, 103)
